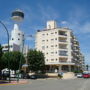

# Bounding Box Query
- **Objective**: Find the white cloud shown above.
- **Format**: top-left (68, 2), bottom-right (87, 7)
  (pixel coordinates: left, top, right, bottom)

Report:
top-left (61, 21), bottom-right (68, 24)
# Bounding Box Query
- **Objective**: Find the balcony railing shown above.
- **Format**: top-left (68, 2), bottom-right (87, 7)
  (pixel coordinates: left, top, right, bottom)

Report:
top-left (59, 47), bottom-right (67, 49)
top-left (59, 40), bottom-right (67, 42)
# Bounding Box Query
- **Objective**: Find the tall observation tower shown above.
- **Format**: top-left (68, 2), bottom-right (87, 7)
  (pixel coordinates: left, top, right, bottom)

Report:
top-left (10, 9), bottom-right (24, 51)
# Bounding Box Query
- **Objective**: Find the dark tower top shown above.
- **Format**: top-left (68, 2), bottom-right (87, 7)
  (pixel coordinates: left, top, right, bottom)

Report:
top-left (11, 9), bottom-right (24, 22)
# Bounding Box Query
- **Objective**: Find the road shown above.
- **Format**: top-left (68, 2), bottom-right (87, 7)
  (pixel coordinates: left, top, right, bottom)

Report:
top-left (0, 78), bottom-right (90, 90)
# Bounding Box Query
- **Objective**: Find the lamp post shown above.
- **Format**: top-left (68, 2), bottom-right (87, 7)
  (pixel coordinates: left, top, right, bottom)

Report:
top-left (0, 21), bottom-right (10, 82)
top-left (17, 34), bottom-right (33, 82)
top-left (11, 9), bottom-right (24, 82)
top-left (17, 36), bottom-right (24, 82)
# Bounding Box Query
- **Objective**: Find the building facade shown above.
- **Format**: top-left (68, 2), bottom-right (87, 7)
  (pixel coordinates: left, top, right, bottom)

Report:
top-left (35, 21), bottom-right (85, 73)
top-left (2, 24), bottom-right (29, 55)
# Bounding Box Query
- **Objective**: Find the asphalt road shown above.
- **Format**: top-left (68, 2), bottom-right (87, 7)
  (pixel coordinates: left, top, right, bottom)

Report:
top-left (0, 78), bottom-right (90, 90)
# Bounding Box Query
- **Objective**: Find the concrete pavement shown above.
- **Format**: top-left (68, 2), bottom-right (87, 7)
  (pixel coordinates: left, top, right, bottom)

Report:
top-left (0, 78), bottom-right (90, 90)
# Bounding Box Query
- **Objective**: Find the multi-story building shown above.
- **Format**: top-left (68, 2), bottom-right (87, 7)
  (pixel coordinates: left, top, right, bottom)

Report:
top-left (35, 20), bottom-right (85, 73)
top-left (2, 24), bottom-right (29, 55)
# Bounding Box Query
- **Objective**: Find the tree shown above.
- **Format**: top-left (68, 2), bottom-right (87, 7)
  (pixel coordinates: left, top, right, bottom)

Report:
top-left (2, 51), bottom-right (25, 71)
top-left (27, 49), bottom-right (45, 73)
top-left (86, 65), bottom-right (89, 71)
top-left (0, 44), bottom-right (3, 72)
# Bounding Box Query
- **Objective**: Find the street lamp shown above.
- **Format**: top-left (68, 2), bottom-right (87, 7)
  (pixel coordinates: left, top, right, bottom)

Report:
top-left (0, 21), bottom-right (10, 82)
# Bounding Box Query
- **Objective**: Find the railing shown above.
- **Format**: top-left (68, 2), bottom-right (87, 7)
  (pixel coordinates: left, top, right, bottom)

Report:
top-left (59, 40), bottom-right (67, 42)
top-left (59, 47), bottom-right (67, 49)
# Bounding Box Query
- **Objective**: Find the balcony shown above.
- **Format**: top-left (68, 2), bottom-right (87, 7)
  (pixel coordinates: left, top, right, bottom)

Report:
top-left (58, 31), bottom-right (67, 37)
top-left (45, 61), bottom-right (75, 65)
top-left (59, 60), bottom-right (75, 65)
top-left (59, 51), bottom-right (68, 57)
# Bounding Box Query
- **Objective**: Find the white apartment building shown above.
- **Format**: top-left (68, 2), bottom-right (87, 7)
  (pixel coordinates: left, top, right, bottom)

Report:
top-left (35, 21), bottom-right (85, 73)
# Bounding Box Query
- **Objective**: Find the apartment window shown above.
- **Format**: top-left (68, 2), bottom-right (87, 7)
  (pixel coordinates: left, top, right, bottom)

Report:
top-left (51, 59), bottom-right (54, 61)
top-left (51, 52), bottom-right (54, 54)
top-left (42, 34), bottom-right (45, 36)
top-left (46, 46), bottom-right (48, 48)
top-left (47, 33), bottom-right (48, 35)
top-left (55, 38), bottom-right (57, 40)
top-left (46, 59), bottom-right (48, 61)
top-left (18, 38), bottom-right (20, 40)
top-left (51, 32), bottom-right (54, 34)
top-left (56, 59), bottom-right (57, 61)
top-left (51, 45), bottom-right (54, 47)
top-left (46, 52), bottom-right (48, 54)
top-left (55, 32), bottom-right (57, 34)
top-left (47, 40), bottom-right (48, 42)
top-left (42, 46), bottom-right (45, 50)
top-left (55, 45), bottom-right (57, 47)
top-left (18, 33), bottom-right (20, 35)
top-left (51, 39), bottom-right (54, 41)
top-left (42, 40), bottom-right (45, 42)
top-left (12, 38), bottom-right (14, 40)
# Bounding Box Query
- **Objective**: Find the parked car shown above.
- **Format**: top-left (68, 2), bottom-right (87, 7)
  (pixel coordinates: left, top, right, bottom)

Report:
top-left (76, 73), bottom-right (83, 78)
top-left (83, 73), bottom-right (90, 78)
top-left (30, 75), bottom-right (37, 79)
top-left (21, 73), bottom-right (30, 79)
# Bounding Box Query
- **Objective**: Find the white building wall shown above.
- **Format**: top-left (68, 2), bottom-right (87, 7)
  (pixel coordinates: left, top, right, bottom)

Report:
top-left (35, 21), bottom-right (76, 66)
top-left (10, 24), bottom-right (24, 46)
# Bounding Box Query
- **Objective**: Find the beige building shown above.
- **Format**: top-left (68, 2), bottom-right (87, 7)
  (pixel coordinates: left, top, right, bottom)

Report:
top-left (35, 21), bottom-right (85, 73)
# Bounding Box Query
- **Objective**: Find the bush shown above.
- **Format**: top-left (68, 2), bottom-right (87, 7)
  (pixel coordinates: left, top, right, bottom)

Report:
top-left (58, 74), bottom-right (63, 79)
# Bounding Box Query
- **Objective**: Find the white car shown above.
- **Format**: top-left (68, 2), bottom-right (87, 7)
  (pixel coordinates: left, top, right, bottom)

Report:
top-left (76, 73), bottom-right (82, 78)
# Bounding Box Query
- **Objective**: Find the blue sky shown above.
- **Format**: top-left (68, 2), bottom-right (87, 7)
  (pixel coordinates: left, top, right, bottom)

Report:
top-left (0, 0), bottom-right (90, 64)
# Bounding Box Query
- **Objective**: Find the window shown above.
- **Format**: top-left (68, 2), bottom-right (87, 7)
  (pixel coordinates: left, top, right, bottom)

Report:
top-left (55, 51), bottom-right (57, 54)
top-left (18, 33), bottom-right (20, 35)
top-left (46, 46), bottom-right (48, 48)
top-left (51, 45), bottom-right (54, 47)
top-left (18, 38), bottom-right (20, 40)
top-left (55, 38), bottom-right (57, 40)
top-left (47, 40), bottom-right (48, 42)
top-left (42, 34), bottom-right (45, 36)
top-left (47, 33), bottom-right (48, 35)
top-left (42, 40), bottom-right (45, 42)
top-left (46, 59), bottom-right (48, 61)
top-left (42, 46), bottom-right (45, 50)
top-left (51, 33), bottom-right (54, 34)
top-left (12, 38), bottom-right (14, 40)
top-left (55, 45), bottom-right (57, 47)
top-left (51, 39), bottom-right (54, 41)
top-left (55, 32), bottom-right (57, 34)
top-left (51, 52), bottom-right (54, 54)
top-left (51, 59), bottom-right (54, 61)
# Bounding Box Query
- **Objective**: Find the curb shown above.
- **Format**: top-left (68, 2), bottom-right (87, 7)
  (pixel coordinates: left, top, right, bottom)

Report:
top-left (0, 80), bottom-right (28, 86)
